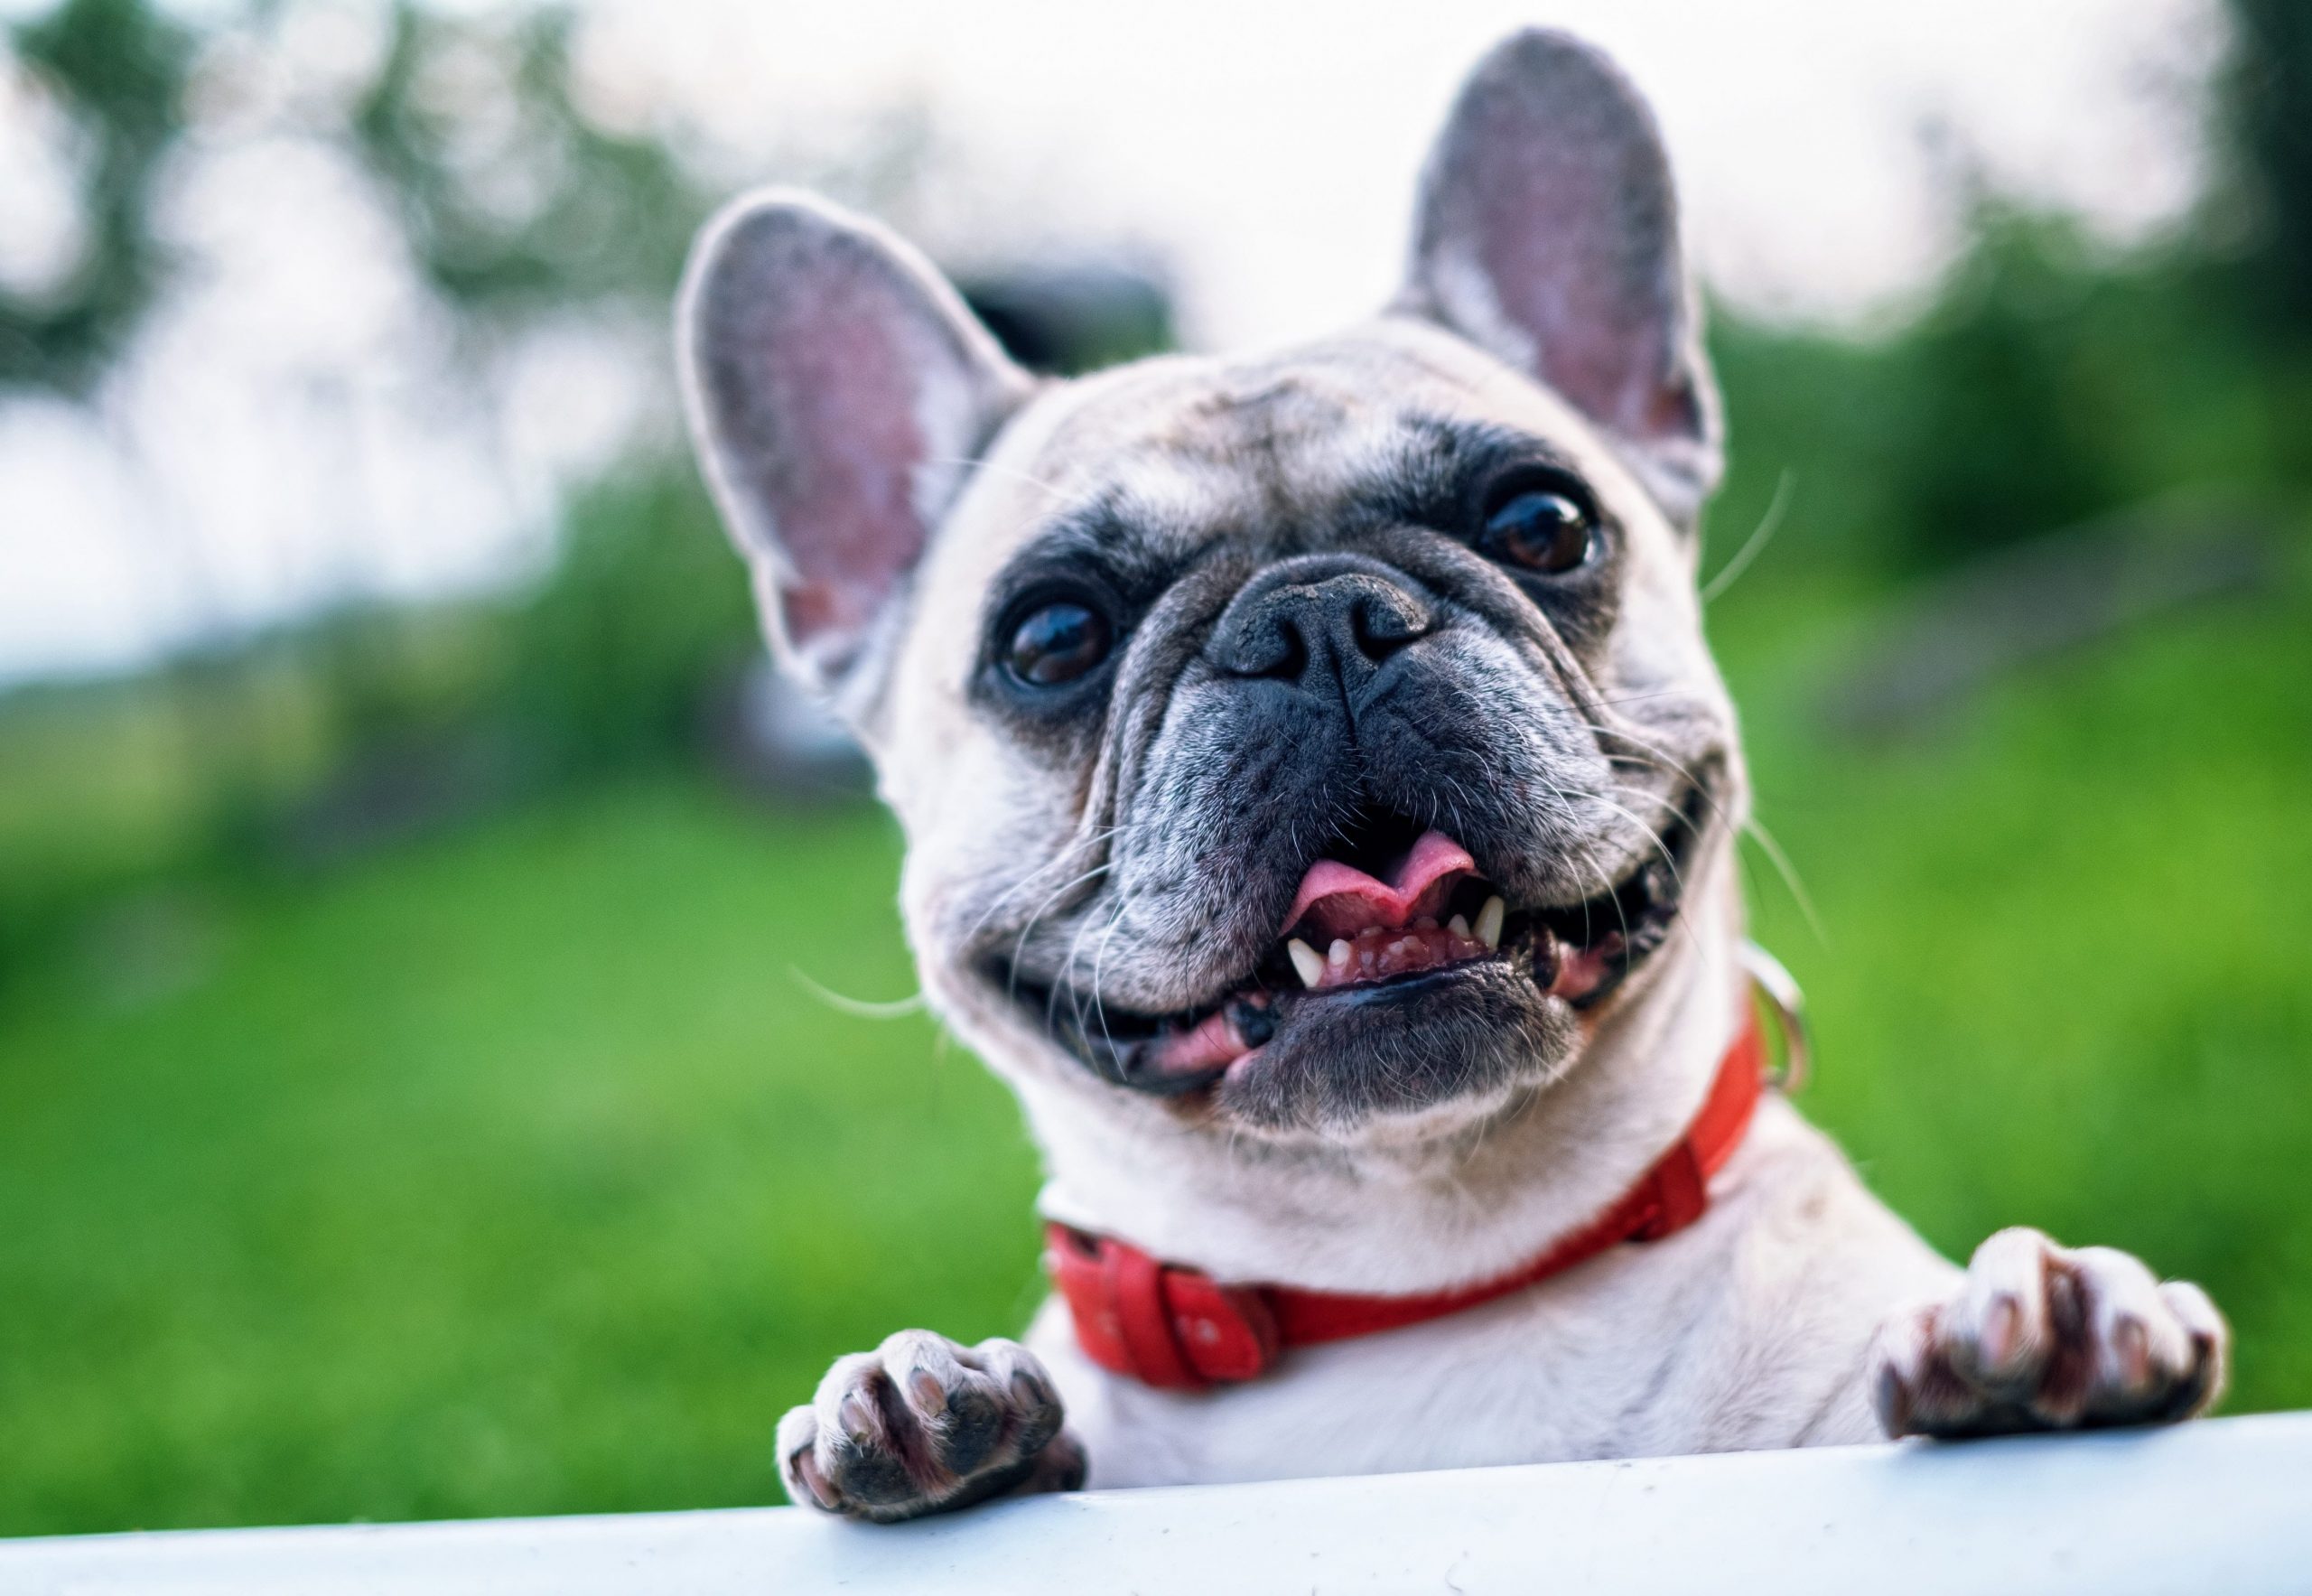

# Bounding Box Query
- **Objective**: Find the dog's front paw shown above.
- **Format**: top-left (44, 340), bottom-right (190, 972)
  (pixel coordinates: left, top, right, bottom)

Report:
top-left (777, 1331), bottom-right (1084, 1523)
top-left (1869, 1227), bottom-right (2227, 1440)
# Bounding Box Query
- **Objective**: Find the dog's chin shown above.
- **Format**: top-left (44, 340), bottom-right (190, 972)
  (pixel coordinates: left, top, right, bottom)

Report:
top-left (1211, 956), bottom-right (1576, 1136)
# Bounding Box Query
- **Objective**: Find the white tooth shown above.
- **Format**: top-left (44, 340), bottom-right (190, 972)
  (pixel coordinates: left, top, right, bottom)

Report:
top-left (1288, 938), bottom-right (1326, 988)
top-left (1328, 938), bottom-right (1352, 967)
top-left (1448, 914), bottom-right (1471, 940)
top-left (1475, 896), bottom-right (1506, 950)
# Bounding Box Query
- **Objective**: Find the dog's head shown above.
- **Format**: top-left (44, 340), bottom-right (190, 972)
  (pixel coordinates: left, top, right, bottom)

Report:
top-left (681, 31), bottom-right (1742, 1147)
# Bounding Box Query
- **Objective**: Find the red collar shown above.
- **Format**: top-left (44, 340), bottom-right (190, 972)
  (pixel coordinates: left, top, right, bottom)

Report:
top-left (1045, 1010), bottom-right (1767, 1390)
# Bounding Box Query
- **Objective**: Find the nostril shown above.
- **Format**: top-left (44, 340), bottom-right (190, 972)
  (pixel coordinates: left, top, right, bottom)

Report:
top-left (1217, 611), bottom-right (1308, 679)
top-left (1254, 617), bottom-right (1310, 680)
top-left (1350, 594), bottom-right (1424, 662)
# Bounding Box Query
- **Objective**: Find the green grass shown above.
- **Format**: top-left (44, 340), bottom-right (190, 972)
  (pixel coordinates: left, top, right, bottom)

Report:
top-left (1, 565), bottom-right (2308, 1537)
top-left (0, 784), bottom-right (1039, 1534)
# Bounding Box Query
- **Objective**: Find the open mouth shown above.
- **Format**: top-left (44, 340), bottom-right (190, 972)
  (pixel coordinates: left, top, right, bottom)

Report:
top-left (1002, 787), bottom-right (1707, 1100)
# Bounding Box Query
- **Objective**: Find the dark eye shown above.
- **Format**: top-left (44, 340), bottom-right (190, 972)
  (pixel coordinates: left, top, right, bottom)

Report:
top-left (1478, 475), bottom-right (1598, 574)
top-left (1002, 598), bottom-right (1114, 687)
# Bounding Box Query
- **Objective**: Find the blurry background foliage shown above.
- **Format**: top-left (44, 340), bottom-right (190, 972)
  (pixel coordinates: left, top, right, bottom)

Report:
top-left (2, 0), bottom-right (2309, 1538)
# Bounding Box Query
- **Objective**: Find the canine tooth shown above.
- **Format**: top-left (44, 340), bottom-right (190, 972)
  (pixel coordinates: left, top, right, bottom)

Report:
top-left (1448, 914), bottom-right (1471, 940)
top-left (1475, 896), bottom-right (1506, 949)
top-left (1287, 938), bottom-right (1326, 989)
top-left (1328, 938), bottom-right (1352, 967)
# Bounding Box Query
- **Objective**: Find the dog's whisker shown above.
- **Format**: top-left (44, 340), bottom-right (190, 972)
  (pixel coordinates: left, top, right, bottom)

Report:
top-left (1586, 791), bottom-right (1686, 901)
top-left (1575, 723), bottom-right (1742, 837)
top-left (1008, 859), bottom-right (1116, 1009)
top-left (1589, 807), bottom-right (1710, 975)
top-left (1086, 900), bottom-right (1134, 1059)
top-left (1740, 815), bottom-right (1827, 947)
top-left (787, 968), bottom-right (926, 1020)
top-left (1698, 467), bottom-right (1794, 606)
top-left (1573, 838), bottom-right (1636, 966)
top-left (959, 825), bottom-right (1125, 956)
top-left (1056, 898), bottom-right (1111, 1042)
top-left (1586, 792), bottom-right (1714, 970)
top-left (1585, 686), bottom-right (1714, 711)
top-left (925, 454), bottom-right (1075, 506)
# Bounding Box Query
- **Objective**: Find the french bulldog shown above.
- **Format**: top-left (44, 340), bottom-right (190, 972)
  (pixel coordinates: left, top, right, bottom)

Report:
top-left (676, 29), bottom-right (2227, 1523)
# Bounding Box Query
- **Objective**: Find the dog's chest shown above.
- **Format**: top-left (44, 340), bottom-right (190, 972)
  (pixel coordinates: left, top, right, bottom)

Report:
top-left (1037, 1264), bottom-right (1738, 1486)
top-left (1026, 1115), bottom-right (1952, 1487)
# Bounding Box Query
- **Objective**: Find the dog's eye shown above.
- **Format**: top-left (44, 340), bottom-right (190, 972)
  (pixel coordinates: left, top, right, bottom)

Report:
top-left (1478, 474), bottom-right (1598, 574)
top-left (1002, 598), bottom-right (1114, 687)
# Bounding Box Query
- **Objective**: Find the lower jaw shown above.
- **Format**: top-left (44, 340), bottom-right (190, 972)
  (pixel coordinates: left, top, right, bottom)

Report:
top-left (1078, 904), bottom-right (1664, 1103)
top-left (1204, 955), bottom-right (1581, 1132)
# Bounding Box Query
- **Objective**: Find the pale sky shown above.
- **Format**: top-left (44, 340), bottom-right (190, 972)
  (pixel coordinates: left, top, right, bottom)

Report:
top-left (0, 0), bottom-right (2219, 682)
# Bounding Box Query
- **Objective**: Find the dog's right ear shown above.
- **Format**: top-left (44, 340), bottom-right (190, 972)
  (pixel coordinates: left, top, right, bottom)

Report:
top-left (678, 191), bottom-right (1032, 711)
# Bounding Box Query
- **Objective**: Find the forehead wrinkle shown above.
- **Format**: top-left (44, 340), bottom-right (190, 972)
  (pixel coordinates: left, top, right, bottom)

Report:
top-left (1021, 407), bottom-right (1562, 580)
top-left (1107, 451), bottom-right (1237, 544)
top-left (995, 327), bottom-right (1634, 577)
top-left (1383, 411), bottom-right (1585, 496)
top-left (1001, 495), bottom-right (1174, 593)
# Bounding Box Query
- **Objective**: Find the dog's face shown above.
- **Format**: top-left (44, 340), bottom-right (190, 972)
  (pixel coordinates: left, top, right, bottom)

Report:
top-left (682, 32), bottom-right (1742, 1147)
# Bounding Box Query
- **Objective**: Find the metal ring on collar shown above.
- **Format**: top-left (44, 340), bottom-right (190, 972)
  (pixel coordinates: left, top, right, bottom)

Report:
top-left (1740, 939), bottom-right (1811, 1094)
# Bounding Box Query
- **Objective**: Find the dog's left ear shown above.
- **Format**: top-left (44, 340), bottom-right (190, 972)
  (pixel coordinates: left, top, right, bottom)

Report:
top-left (1398, 30), bottom-right (1720, 521)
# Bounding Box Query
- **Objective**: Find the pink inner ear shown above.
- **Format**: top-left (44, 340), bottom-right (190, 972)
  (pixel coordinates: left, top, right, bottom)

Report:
top-left (1465, 117), bottom-right (1674, 441)
top-left (758, 269), bottom-right (930, 650)
top-left (1415, 37), bottom-right (1696, 452)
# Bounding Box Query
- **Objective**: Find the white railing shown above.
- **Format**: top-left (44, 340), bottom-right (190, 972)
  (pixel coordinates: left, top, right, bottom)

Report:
top-left (5, 1412), bottom-right (2309, 1595)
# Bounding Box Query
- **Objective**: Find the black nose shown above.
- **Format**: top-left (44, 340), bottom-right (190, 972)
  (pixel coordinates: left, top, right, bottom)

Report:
top-left (1207, 556), bottom-right (1433, 695)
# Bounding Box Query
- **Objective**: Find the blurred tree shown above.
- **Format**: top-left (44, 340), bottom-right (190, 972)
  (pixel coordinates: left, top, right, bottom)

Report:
top-left (1, 0), bottom-right (715, 392)
top-left (1873, 203), bottom-right (2129, 565)
top-left (350, 4), bottom-right (710, 316)
top-left (505, 465), bottom-right (756, 773)
top-left (0, 0), bottom-right (191, 391)
top-left (2216, 0), bottom-right (2312, 332)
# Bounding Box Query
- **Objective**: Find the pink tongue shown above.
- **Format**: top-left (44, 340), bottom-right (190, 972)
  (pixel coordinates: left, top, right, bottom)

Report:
top-left (1283, 830), bottom-right (1478, 942)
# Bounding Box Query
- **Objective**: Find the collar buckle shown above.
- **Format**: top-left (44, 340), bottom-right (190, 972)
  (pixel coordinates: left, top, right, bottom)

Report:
top-left (1046, 1225), bottom-right (1281, 1390)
